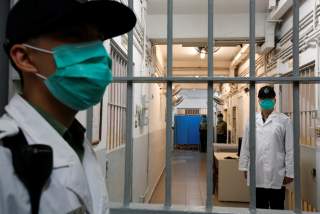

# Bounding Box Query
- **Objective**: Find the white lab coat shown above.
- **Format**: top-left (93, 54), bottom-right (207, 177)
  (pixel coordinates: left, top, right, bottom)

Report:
top-left (0, 95), bottom-right (109, 214)
top-left (239, 112), bottom-right (294, 189)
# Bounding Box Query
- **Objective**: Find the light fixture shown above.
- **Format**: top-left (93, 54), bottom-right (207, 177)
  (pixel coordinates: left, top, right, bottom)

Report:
top-left (213, 96), bottom-right (224, 105)
top-left (175, 96), bottom-right (184, 106)
top-left (173, 95), bottom-right (184, 106)
top-left (200, 48), bottom-right (206, 59)
top-left (195, 47), bottom-right (221, 59)
top-left (173, 85), bottom-right (182, 96)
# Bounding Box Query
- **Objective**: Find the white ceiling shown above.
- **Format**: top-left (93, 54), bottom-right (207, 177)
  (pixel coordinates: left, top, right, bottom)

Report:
top-left (147, 0), bottom-right (269, 15)
top-left (159, 45), bottom-right (241, 62)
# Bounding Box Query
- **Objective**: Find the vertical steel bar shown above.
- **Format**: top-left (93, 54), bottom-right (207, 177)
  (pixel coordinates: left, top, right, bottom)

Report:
top-left (292, 0), bottom-right (301, 212)
top-left (0, 0), bottom-right (10, 114)
top-left (279, 85), bottom-right (283, 113)
top-left (206, 0), bottom-right (214, 210)
top-left (249, 0), bottom-right (256, 212)
top-left (316, 40), bottom-right (320, 210)
top-left (86, 107), bottom-right (93, 142)
top-left (165, 0), bottom-right (173, 208)
top-left (123, 0), bottom-right (134, 206)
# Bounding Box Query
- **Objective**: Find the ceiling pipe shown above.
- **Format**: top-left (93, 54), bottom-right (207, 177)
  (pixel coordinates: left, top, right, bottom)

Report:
top-left (268, 0), bottom-right (277, 10)
top-left (258, 0), bottom-right (293, 54)
top-left (172, 85), bottom-right (182, 96)
top-left (270, 0), bottom-right (293, 20)
top-left (257, 21), bottom-right (277, 54)
top-left (229, 44), bottom-right (249, 77)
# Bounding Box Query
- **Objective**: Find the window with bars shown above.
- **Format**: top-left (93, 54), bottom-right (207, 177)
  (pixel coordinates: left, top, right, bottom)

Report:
top-left (109, 0), bottom-right (320, 213)
top-left (106, 41), bottom-right (127, 151)
top-left (185, 108), bottom-right (200, 115)
top-left (280, 64), bottom-right (317, 146)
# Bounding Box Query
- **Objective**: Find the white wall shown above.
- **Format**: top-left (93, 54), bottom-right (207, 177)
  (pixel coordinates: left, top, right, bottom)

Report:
top-left (95, 0), bottom-right (166, 204)
top-left (278, 0), bottom-right (314, 38)
top-left (145, 84), bottom-right (166, 202)
top-left (96, 76), bottom-right (165, 204)
top-left (224, 92), bottom-right (249, 143)
top-left (177, 89), bottom-right (207, 109)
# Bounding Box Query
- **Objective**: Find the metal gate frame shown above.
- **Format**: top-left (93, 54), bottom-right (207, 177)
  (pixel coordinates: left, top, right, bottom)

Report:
top-left (110, 0), bottom-right (320, 213)
top-left (0, 0), bottom-right (10, 115)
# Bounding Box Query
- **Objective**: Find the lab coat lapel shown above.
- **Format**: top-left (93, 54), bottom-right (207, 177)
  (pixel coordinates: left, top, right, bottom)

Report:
top-left (263, 111), bottom-right (276, 126)
top-left (5, 95), bottom-right (75, 168)
top-left (257, 111), bottom-right (276, 127)
top-left (256, 113), bottom-right (264, 126)
top-left (82, 140), bottom-right (109, 214)
top-left (5, 95), bottom-right (94, 213)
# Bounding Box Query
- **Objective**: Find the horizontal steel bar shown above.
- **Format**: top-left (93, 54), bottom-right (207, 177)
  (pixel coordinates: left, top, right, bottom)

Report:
top-left (108, 103), bottom-right (127, 109)
top-left (109, 203), bottom-right (310, 214)
top-left (112, 76), bottom-right (320, 84)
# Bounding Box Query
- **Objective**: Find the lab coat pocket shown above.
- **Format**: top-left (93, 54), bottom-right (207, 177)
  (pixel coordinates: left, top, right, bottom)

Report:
top-left (276, 152), bottom-right (286, 182)
top-left (269, 152), bottom-right (286, 187)
top-left (40, 175), bottom-right (86, 214)
top-left (67, 205), bottom-right (86, 214)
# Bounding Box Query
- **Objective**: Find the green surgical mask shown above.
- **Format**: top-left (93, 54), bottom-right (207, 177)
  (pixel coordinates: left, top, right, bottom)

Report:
top-left (24, 41), bottom-right (112, 110)
top-left (259, 99), bottom-right (275, 110)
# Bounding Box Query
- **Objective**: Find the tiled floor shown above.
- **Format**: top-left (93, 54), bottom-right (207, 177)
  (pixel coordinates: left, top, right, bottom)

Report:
top-left (150, 150), bottom-right (249, 208)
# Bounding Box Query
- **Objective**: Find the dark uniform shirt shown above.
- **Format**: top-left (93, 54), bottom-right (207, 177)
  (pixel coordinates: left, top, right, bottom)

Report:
top-left (216, 120), bottom-right (227, 135)
top-left (30, 103), bottom-right (85, 161)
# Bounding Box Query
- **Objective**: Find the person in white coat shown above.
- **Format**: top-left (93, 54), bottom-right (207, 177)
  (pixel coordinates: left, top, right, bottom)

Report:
top-left (0, 0), bottom-right (136, 213)
top-left (239, 86), bottom-right (294, 210)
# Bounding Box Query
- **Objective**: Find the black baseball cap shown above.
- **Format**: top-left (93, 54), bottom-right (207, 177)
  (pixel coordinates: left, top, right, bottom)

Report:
top-left (4, 0), bottom-right (137, 53)
top-left (258, 86), bottom-right (276, 99)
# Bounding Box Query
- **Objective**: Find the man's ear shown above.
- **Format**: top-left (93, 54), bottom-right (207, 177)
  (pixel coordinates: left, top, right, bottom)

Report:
top-left (10, 44), bottom-right (38, 73)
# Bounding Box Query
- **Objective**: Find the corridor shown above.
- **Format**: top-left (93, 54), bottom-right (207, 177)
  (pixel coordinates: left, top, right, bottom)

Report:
top-left (150, 151), bottom-right (248, 208)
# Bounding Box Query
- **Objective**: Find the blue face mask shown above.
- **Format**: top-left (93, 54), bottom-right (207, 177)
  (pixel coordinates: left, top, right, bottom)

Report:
top-left (24, 41), bottom-right (112, 110)
top-left (259, 99), bottom-right (275, 110)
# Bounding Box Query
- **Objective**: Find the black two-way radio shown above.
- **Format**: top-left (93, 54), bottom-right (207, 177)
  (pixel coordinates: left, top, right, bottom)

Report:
top-left (2, 130), bottom-right (53, 214)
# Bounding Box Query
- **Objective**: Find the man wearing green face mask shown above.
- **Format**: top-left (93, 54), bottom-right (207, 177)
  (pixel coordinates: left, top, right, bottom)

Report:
top-left (0, 0), bottom-right (136, 214)
top-left (239, 86), bottom-right (294, 210)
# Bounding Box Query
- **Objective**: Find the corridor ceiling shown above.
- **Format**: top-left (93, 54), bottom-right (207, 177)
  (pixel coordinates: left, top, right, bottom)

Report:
top-left (158, 45), bottom-right (241, 62)
top-left (149, 0), bottom-right (268, 89)
top-left (156, 44), bottom-right (241, 82)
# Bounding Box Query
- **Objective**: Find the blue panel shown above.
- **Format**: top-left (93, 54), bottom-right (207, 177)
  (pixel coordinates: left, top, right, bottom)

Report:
top-left (174, 115), bottom-right (188, 145)
top-left (174, 115), bottom-right (202, 145)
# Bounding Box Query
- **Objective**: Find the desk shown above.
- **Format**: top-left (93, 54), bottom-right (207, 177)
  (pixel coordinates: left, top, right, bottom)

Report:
top-left (215, 152), bottom-right (250, 202)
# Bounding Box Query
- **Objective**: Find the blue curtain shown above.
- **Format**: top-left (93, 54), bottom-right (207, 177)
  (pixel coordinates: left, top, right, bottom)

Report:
top-left (174, 115), bottom-right (202, 145)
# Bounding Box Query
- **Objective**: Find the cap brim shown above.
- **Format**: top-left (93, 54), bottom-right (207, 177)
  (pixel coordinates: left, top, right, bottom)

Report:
top-left (82, 0), bottom-right (137, 39)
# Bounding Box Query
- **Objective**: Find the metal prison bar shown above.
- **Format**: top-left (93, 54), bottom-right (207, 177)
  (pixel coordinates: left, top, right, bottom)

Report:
top-left (292, 0), bottom-right (302, 213)
top-left (165, 0), bottom-right (173, 207)
top-left (109, 0), bottom-right (320, 214)
top-left (123, 0), bottom-right (134, 207)
top-left (248, 0), bottom-right (256, 211)
top-left (0, 0), bottom-right (10, 115)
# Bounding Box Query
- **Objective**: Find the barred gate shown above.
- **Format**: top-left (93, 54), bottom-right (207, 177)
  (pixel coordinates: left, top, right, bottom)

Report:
top-left (109, 0), bottom-right (320, 214)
